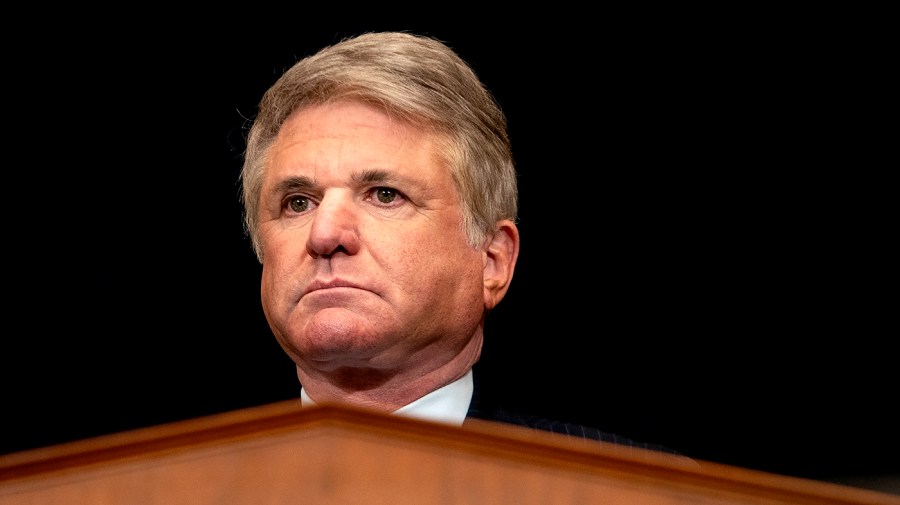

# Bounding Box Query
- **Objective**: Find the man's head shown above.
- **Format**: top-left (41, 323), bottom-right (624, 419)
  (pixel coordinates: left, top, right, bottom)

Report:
top-left (239, 32), bottom-right (519, 409)
top-left (241, 31), bottom-right (518, 262)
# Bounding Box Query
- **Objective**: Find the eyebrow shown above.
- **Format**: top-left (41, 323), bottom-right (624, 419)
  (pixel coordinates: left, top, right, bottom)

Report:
top-left (354, 169), bottom-right (392, 185)
top-left (270, 169), bottom-right (413, 197)
top-left (271, 175), bottom-right (315, 197)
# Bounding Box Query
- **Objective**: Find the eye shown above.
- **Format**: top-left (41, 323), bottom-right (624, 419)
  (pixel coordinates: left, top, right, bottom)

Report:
top-left (286, 195), bottom-right (312, 214)
top-left (372, 187), bottom-right (402, 206)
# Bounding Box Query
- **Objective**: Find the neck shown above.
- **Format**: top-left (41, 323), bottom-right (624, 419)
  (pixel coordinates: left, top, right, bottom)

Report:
top-left (296, 333), bottom-right (482, 412)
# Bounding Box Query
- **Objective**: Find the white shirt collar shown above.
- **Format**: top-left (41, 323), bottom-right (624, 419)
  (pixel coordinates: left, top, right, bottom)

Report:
top-left (300, 369), bottom-right (473, 426)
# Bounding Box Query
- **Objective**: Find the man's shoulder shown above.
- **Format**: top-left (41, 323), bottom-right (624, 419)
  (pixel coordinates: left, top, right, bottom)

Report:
top-left (465, 401), bottom-right (681, 455)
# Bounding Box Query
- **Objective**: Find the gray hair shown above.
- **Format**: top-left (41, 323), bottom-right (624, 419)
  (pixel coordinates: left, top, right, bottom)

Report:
top-left (240, 31), bottom-right (517, 262)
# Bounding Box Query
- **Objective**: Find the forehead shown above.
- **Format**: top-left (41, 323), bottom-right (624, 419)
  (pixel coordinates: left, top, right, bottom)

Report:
top-left (268, 101), bottom-right (446, 177)
top-left (258, 102), bottom-right (466, 212)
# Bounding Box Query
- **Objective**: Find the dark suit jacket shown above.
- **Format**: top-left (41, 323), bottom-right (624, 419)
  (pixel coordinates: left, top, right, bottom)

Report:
top-left (464, 374), bottom-right (680, 456)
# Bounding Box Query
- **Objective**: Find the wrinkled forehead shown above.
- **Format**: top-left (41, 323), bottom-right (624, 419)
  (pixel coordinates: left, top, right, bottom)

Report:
top-left (262, 100), bottom-right (456, 194)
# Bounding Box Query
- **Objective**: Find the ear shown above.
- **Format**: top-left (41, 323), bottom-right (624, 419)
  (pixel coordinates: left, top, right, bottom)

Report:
top-left (483, 219), bottom-right (520, 310)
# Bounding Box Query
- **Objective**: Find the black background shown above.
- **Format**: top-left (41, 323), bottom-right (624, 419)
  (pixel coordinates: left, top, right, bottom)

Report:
top-left (3, 14), bottom-right (896, 494)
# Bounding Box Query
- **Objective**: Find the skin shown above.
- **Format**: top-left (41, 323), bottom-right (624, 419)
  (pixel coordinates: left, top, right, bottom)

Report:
top-left (257, 100), bottom-right (519, 411)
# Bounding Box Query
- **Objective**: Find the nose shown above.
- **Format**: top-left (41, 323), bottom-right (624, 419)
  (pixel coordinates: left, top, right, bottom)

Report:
top-left (306, 191), bottom-right (361, 257)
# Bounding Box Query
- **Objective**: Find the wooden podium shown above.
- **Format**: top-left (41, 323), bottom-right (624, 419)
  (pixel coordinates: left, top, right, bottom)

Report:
top-left (1, 400), bottom-right (896, 504)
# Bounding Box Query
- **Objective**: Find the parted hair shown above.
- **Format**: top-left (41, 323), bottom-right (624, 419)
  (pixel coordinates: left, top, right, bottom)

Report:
top-left (240, 31), bottom-right (518, 262)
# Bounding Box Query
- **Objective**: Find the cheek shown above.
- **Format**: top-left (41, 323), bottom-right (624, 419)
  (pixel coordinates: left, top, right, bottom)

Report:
top-left (259, 261), bottom-right (282, 311)
top-left (259, 230), bottom-right (305, 293)
top-left (387, 225), bottom-right (464, 264)
top-left (393, 234), bottom-right (482, 291)
top-left (261, 222), bottom-right (308, 261)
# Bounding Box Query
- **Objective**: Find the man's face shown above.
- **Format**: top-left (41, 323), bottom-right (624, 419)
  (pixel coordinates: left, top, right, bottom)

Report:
top-left (257, 100), bottom-right (487, 375)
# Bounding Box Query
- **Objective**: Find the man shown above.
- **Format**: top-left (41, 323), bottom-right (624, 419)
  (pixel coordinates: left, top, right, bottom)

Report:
top-left (240, 31), bottom-right (675, 453)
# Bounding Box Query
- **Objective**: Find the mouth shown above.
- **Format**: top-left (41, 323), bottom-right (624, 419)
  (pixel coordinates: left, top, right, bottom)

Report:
top-left (304, 279), bottom-right (365, 296)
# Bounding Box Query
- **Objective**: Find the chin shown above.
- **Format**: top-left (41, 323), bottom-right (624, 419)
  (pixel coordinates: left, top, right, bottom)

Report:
top-left (297, 321), bottom-right (381, 356)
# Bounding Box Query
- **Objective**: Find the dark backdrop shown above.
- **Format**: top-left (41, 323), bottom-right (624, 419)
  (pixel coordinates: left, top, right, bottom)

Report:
top-left (4, 15), bottom-right (896, 494)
